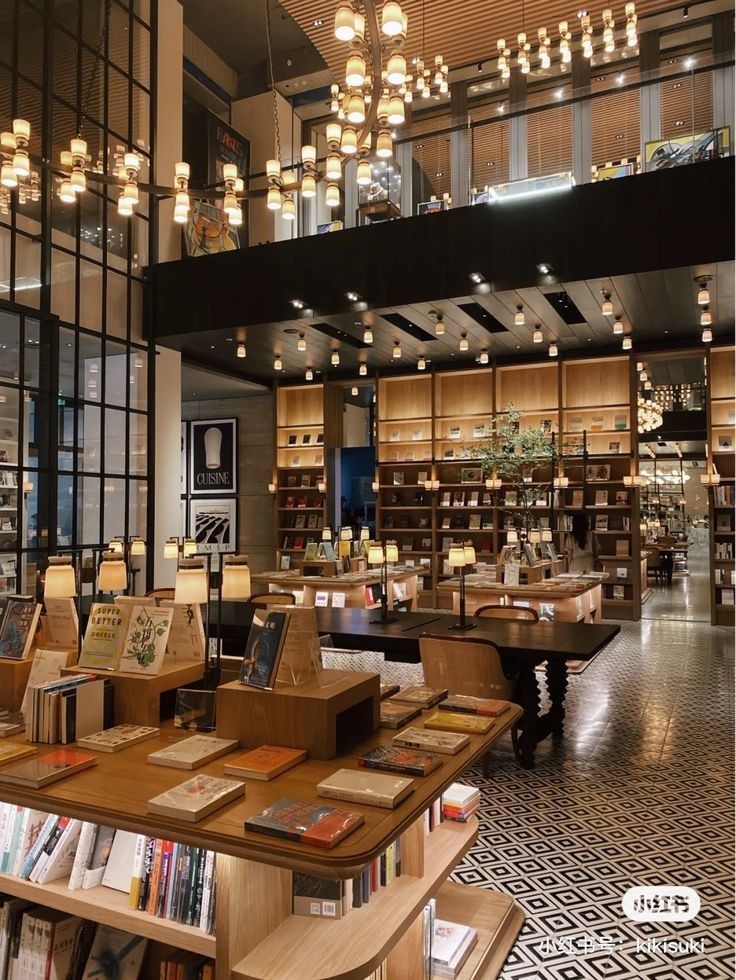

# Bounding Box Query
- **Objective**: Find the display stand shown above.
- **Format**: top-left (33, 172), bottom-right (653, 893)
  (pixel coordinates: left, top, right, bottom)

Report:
top-left (0, 657), bottom-right (34, 711)
top-left (61, 659), bottom-right (205, 726)
top-left (301, 559), bottom-right (340, 577)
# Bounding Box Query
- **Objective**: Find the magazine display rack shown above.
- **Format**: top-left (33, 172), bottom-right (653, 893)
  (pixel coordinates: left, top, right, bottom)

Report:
top-left (61, 658), bottom-right (205, 726)
top-left (0, 656), bottom-right (34, 710)
top-left (0, 707), bottom-right (524, 979)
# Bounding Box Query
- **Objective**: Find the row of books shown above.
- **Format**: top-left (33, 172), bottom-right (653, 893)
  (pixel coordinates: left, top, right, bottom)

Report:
top-left (281, 536), bottom-right (321, 551)
top-left (714, 484), bottom-right (734, 507)
top-left (0, 805), bottom-right (218, 934)
top-left (282, 496), bottom-right (323, 510)
top-left (0, 907), bottom-right (157, 980)
top-left (282, 513), bottom-right (322, 529)
top-left (421, 897), bottom-right (480, 980)
top-left (292, 838), bottom-right (402, 920)
top-left (715, 542), bottom-right (734, 559)
top-left (26, 674), bottom-right (113, 744)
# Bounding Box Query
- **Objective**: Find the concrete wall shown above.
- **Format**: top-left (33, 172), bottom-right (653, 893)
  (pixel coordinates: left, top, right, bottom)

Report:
top-left (182, 394), bottom-right (276, 572)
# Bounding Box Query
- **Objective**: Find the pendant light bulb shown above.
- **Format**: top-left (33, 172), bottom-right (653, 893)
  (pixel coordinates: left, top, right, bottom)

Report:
top-left (331, 351), bottom-right (340, 366)
top-left (382, 1), bottom-right (404, 37)
top-left (301, 174), bottom-right (317, 198)
top-left (459, 334), bottom-right (469, 352)
top-left (376, 130), bottom-right (393, 158)
top-left (346, 54), bottom-right (366, 88)
top-left (297, 335), bottom-right (306, 352)
top-left (602, 295), bottom-right (613, 317)
top-left (325, 182), bottom-right (340, 208)
top-left (341, 127), bottom-right (358, 154)
top-left (392, 342), bottom-right (401, 359)
top-left (267, 186), bottom-right (282, 210)
top-left (702, 327), bottom-right (713, 343)
top-left (334, 4), bottom-right (356, 41)
top-left (359, 362), bottom-right (367, 376)
top-left (273, 357), bottom-right (283, 371)
top-left (514, 306), bottom-right (525, 327)
top-left (533, 327), bottom-right (543, 343)
top-left (697, 286), bottom-right (710, 306)
top-left (435, 317), bottom-right (445, 336)
top-left (363, 327), bottom-right (373, 344)
top-left (549, 342), bottom-right (559, 357)
top-left (305, 367), bottom-right (314, 381)
top-left (386, 53), bottom-right (407, 86)
top-left (237, 343), bottom-right (246, 358)
top-left (417, 357), bottom-right (426, 371)
top-left (700, 308), bottom-right (712, 327)
top-left (356, 160), bottom-right (372, 186)
top-left (281, 196), bottom-right (296, 221)
top-left (622, 336), bottom-right (632, 350)
top-left (325, 154), bottom-right (342, 181)
top-left (613, 318), bottom-right (624, 335)
top-left (479, 350), bottom-right (489, 364)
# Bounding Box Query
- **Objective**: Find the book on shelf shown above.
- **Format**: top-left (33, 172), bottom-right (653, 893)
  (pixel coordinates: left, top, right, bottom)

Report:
top-left (239, 609), bottom-right (290, 689)
top-left (616, 539), bottom-right (630, 557)
top-left (586, 464), bottom-right (611, 482)
top-left (42, 596), bottom-right (79, 650)
top-left (0, 709), bottom-right (24, 737)
top-left (4, 906), bottom-right (85, 980)
top-left (148, 774), bottom-right (245, 822)
top-left (614, 413), bottom-right (627, 430)
top-left (539, 602), bottom-right (556, 622)
top-left (379, 701), bottom-right (422, 729)
top-left (571, 489), bottom-right (584, 508)
top-left (438, 695), bottom-right (512, 717)
top-left (316, 768), bottom-right (414, 809)
top-left (292, 872), bottom-right (347, 919)
top-left (423, 710), bottom-right (495, 735)
top-left (19, 647), bottom-right (72, 716)
top-left (392, 727), bottom-right (470, 755)
top-left (244, 797), bottom-right (364, 848)
top-left (147, 734), bottom-right (238, 770)
top-left (157, 601), bottom-right (205, 662)
top-left (440, 492), bottom-right (451, 507)
top-left (76, 725), bottom-right (159, 753)
top-left (0, 748), bottom-right (97, 788)
top-left (431, 918), bottom-right (479, 978)
top-left (389, 685), bottom-right (448, 708)
top-left (358, 745), bottom-right (442, 777)
top-left (595, 515), bottom-right (609, 531)
top-left (223, 745), bottom-right (307, 780)
top-left (595, 490), bottom-right (608, 506)
top-left (379, 682), bottom-right (400, 700)
top-left (612, 585), bottom-right (625, 600)
top-left (116, 605), bottom-right (173, 675)
top-left (28, 674), bottom-right (113, 745)
top-left (79, 603), bottom-right (130, 670)
top-left (81, 925), bottom-right (147, 980)
top-left (0, 596), bottom-right (41, 660)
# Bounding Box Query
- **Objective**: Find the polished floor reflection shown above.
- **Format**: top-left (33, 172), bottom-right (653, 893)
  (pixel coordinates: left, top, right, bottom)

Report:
top-left (642, 556), bottom-right (711, 624)
top-left (324, 616), bottom-right (734, 979)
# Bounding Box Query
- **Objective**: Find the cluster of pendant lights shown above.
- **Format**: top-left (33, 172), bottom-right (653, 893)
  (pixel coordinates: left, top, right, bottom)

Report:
top-left (265, 1), bottom-right (448, 218)
top-left (695, 275), bottom-right (713, 343)
top-left (495, 2), bottom-right (638, 80)
top-left (0, 120), bottom-right (39, 215)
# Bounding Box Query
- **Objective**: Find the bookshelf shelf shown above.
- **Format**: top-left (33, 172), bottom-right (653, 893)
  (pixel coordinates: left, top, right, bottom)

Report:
top-left (708, 347), bottom-right (735, 626)
top-left (232, 819), bottom-right (478, 980)
top-left (0, 873), bottom-right (216, 957)
top-left (435, 882), bottom-right (524, 980)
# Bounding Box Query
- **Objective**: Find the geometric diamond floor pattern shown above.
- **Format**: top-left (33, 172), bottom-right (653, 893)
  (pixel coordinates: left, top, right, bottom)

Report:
top-left (323, 617), bottom-right (735, 979)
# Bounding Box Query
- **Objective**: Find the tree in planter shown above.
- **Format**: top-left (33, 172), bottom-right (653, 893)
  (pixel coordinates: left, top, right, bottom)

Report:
top-left (467, 407), bottom-right (571, 540)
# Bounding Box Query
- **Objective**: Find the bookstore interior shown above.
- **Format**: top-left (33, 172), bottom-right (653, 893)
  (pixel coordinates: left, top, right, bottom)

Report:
top-left (0, 0), bottom-right (733, 978)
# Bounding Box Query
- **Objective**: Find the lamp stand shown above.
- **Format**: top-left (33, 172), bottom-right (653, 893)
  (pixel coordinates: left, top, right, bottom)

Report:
top-left (449, 565), bottom-right (476, 631)
top-left (370, 557), bottom-right (397, 625)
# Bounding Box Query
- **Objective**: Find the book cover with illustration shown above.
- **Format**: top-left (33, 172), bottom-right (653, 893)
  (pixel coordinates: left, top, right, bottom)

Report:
top-left (245, 797), bottom-right (364, 848)
top-left (0, 597), bottom-right (41, 660)
top-left (118, 606), bottom-right (172, 675)
top-left (239, 610), bottom-right (290, 690)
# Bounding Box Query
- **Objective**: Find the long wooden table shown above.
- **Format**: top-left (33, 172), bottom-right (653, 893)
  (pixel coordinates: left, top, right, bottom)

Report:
top-left (314, 607), bottom-right (619, 770)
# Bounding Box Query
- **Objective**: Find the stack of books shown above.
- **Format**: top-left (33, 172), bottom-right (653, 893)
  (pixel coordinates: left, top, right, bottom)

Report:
top-left (441, 783), bottom-right (480, 823)
top-left (431, 918), bottom-right (479, 977)
top-left (26, 674), bottom-right (113, 744)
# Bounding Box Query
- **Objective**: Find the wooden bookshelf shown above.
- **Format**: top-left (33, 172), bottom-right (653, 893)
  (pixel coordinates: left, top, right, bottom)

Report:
top-left (708, 346), bottom-right (735, 626)
top-left (275, 383), bottom-right (327, 570)
top-left (0, 386), bottom-right (21, 598)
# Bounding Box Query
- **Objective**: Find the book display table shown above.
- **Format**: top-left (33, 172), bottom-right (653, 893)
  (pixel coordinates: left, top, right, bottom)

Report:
top-left (0, 706), bottom-right (525, 978)
top-left (437, 574), bottom-right (606, 623)
top-left (0, 657), bottom-right (34, 711)
top-left (251, 567), bottom-right (419, 611)
top-left (62, 659), bottom-right (205, 726)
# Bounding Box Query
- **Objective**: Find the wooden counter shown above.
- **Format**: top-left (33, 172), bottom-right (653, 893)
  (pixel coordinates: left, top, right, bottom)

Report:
top-left (251, 567), bottom-right (419, 611)
top-left (437, 574), bottom-right (606, 623)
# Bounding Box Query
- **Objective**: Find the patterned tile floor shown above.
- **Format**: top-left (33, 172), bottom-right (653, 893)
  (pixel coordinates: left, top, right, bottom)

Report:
top-left (324, 616), bottom-right (735, 979)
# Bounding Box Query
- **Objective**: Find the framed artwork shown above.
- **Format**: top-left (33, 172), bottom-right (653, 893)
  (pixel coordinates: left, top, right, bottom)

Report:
top-left (180, 422), bottom-right (188, 495)
top-left (190, 419), bottom-right (237, 495)
top-left (189, 498), bottom-right (237, 554)
top-left (644, 127), bottom-right (730, 171)
top-left (461, 467), bottom-right (483, 484)
top-left (184, 201), bottom-right (240, 256)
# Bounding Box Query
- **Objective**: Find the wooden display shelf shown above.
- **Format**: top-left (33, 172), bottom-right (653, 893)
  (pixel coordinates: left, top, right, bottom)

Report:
top-left (61, 659), bottom-right (205, 726)
top-left (435, 881), bottom-right (525, 980)
top-left (0, 656), bottom-right (35, 711)
top-left (232, 819), bottom-right (488, 980)
top-left (0, 872), bottom-right (215, 957)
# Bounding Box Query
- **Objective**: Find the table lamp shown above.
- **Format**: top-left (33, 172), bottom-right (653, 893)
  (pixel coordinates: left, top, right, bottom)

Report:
top-left (163, 537), bottom-right (180, 559)
top-left (97, 551), bottom-right (128, 595)
top-left (44, 555), bottom-right (76, 599)
top-left (221, 555), bottom-right (251, 600)
top-left (448, 545), bottom-right (476, 631)
top-left (339, 526), bottom-right (353, 558)
top-left (183, 538), bottom-right (198, 558)
top-left (175, 558), bottom-right (209, 605)
top-left (367, 543), bottom-right (397, 625)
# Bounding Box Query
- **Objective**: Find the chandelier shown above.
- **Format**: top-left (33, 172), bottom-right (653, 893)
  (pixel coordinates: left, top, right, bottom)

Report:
top-left (496, 2), bottom-right (637, 79)
top-left (264, 0), bottom-right (448, 217)
top-left (637, 396), bottom-right (663, 434)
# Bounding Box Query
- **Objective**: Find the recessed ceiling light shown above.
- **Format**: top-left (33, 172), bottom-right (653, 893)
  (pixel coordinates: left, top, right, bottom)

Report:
top-left (346, 291), bottom-right (359, 302)
top-left (313, 18), bottom-right (323, 26)
top-left (675, 120), bottom-right (685, 127)
top-left (537, 262), bottom-right (552, 274)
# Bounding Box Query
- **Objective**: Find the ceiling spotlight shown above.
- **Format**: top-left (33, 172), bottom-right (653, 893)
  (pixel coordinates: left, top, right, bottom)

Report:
top-left (549, 342), bottom-right (558, 357)
top-left (297, 334), bottom-right (306, 352)
top-left (479, 350), bottom-right (489, 364)
top-left (363, 326), bottom-right (373, 344)
top-left (601, 292), bottom-right (613, 316)
top-left (533, 326), bottom-right (543, 343)
top-left (236, 343), bottom-right (246, 358)
top-left (613, 317), bottom-right (624, 334)
top-left (702, 326), bottom-right (713, 343)
top-left (331, 351), bottom-right (340, 366)
top-left (514, 305), bottom-right (525, 327)
top-left (469, 272), bottom-right (483, 284)
top-left (700, 308), bottom-right (712, 327)
top-left (274, 357), bottom-right (283, 371)
top-left (346, 291), bottom-right (359, 302)
top-left (392, 342), bottom-right (401, 358)
top-left (537, 262), bottom-right (552, 274)
top-left (305, 367), bottom-right (314, 381)
top-left (359, 362), bottom-right (367, 376)
top-left (417, 356), bottom-right (426, 370)
top-left (435, 316), bottom-right (445, 335)
top-left (622, 336), bottom-right (633, 350)
top-left (459, 334), bottom-right (469, 352)
top-left (290, 298), bottom-right (305, 310)
top-left (351, 386), bottom-right (359, 395)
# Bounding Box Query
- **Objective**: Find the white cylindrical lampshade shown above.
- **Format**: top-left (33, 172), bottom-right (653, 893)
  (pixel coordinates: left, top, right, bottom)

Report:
top-left (448, 546), bottom-right (466, 568)
top-left (386, 53), bottom-right (407, 85)
top-left (325, 154), bottom-right (342, 181)
top-left (267, 186), bottom-right (282, 210)
top-left (341, 127), bottom-right (358, 154)
top-left (183, 539), bottom-right (197, 558)
top-left (301, 144), bottom-right (316, 166)
top-left (346, 95), bottom-right (365, 125)
top-left (382, 1), bottom-right (403, 36)
top-left (529, 529), bottom-right (541, 544)
top-left (175, 560), bottom-right (208, 604)
top-left (376, 130), bottom-right (393, 158)
top-left (163, 538), bottom-right (179, 559)
top-left (301, 174), bottom-right (316, 198)
top-left (346, 54), bottom-right (366, 87)
top-left (130, 538), bottom-right (146, 557)
top-left (44, 556), bottom-right (76, 598)
top-left (108, 538), bottom-right (124, 554)
top-left (385, 543), bottom-right (399, 563)
top-left (360, 527), bottom-right (370, 541)
top-left (334, 3), bottom-right (356, 40)
top-left (282, 197), bottom-right (296, 220)
top-left (221, 556), bottom-right (252, 600)
top-left (386, 96), bottom-right (405, 125)
top-left (322, 527), bottom-right (333, 541)
top-left (265, 159), bottom-right (281, 181)
top-left (542, 529), bottom-right (553, 542)
top-left (463, 544), bottom-right (476, 565)
top-left (356, 160), bottom-right (372, 185)
top-left (507, 530), bottom-right (519, 544)
top-left (340, 527), bottom-right (353, 541)
top-left (97, 552), bottom-right (128, 592)
top-left (203, 427), bottom-right (222, 469)
top-left (367, 544), bottom-right (384, 565)
top-left (326, 182), bottom-right (340, 208)
top-left (326, 123), bottom-right (342, 147)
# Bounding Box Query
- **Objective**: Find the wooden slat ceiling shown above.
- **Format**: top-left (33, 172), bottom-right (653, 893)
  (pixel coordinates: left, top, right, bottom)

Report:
top-left (280, 0), bottom-right (676, 82)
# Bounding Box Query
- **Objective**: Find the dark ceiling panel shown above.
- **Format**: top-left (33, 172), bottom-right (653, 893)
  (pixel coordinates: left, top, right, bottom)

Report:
top-left (381, 312), bottom-right (436, 343)
top-left (455, 302), bottom-right (508, 334)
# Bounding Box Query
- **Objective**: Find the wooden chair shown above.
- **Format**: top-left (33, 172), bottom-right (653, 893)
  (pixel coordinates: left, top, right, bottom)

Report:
top-left (474, 604), bottom-right (539, 622)
top-left (419, 633), bottom-right (520, 771)
top-left (145, 588), bottom-right (175, 600)
top-left (247, 592), bottom-right (297, 607)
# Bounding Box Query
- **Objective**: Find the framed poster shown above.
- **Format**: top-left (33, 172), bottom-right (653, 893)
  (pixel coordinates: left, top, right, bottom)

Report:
top-left (190, 419), bottom-right (237, 495)
top-left (644, 127), bottom-right (730, 171)
top-left (180, 422), bottom-right (188, 495)
top-left (189, 498), bottom-right (237, 554)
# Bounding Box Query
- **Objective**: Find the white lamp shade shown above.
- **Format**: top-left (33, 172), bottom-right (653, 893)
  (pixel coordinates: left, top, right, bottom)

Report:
top-left (542, 529), bottom-right (553, 542)
top-left (322, 527), bottom-right (333, 541)
top-left (507, 530), bottom-right (519, 544)
top-left (97, 553), bottom-right (128, 592)
top-left (463, 544), bottom-right (476, 564)
top-left (164, 538), bottom-right (179, 559)
top-left (448, 546), bottom-right (466, 568)
top-left (385, 543), bottom-right (399, 563)
top-left (221, 558), bottom-right (252, 600)
top-left (175, 562), bottom-right (208, 604)
top-left (183, 539), bottom-right (197, 558)
top-left (130, 538), bottom-right (146, 557)
top-left (367, 544), bottom-right (384, 565)
top-left (529, 530), bottom-right (541, 544)
top-left (108, 538), bottom-right (124, 554)
top-left (340, 527), bottom-right (353, 541)
top-left (360, 527), bottom-right (370, 541)
top-left (44, 557), bottom-right (76, 598)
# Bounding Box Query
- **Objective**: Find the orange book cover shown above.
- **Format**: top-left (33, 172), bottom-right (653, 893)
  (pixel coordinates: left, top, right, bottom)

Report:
top-left (223, 745), bottom-right (306, 780)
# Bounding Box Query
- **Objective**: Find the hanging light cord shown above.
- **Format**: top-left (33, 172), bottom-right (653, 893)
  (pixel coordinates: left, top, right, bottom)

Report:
top-left (79, 0), bottom-right (112, 138)
top-left (264, 0), bottom-right (282, 164)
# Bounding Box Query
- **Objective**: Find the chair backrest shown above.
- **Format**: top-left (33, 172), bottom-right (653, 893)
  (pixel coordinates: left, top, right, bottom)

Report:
top-left (146, 588), bottom-right (175, 600)
top-left (419, 634), bottom-right (515, 700)
top-left (474, 603), bottom-right (539, 622)
top-left (646, 549), bottom-right (661, 569)
top-left (248, 592), bottom-right (297, 607)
